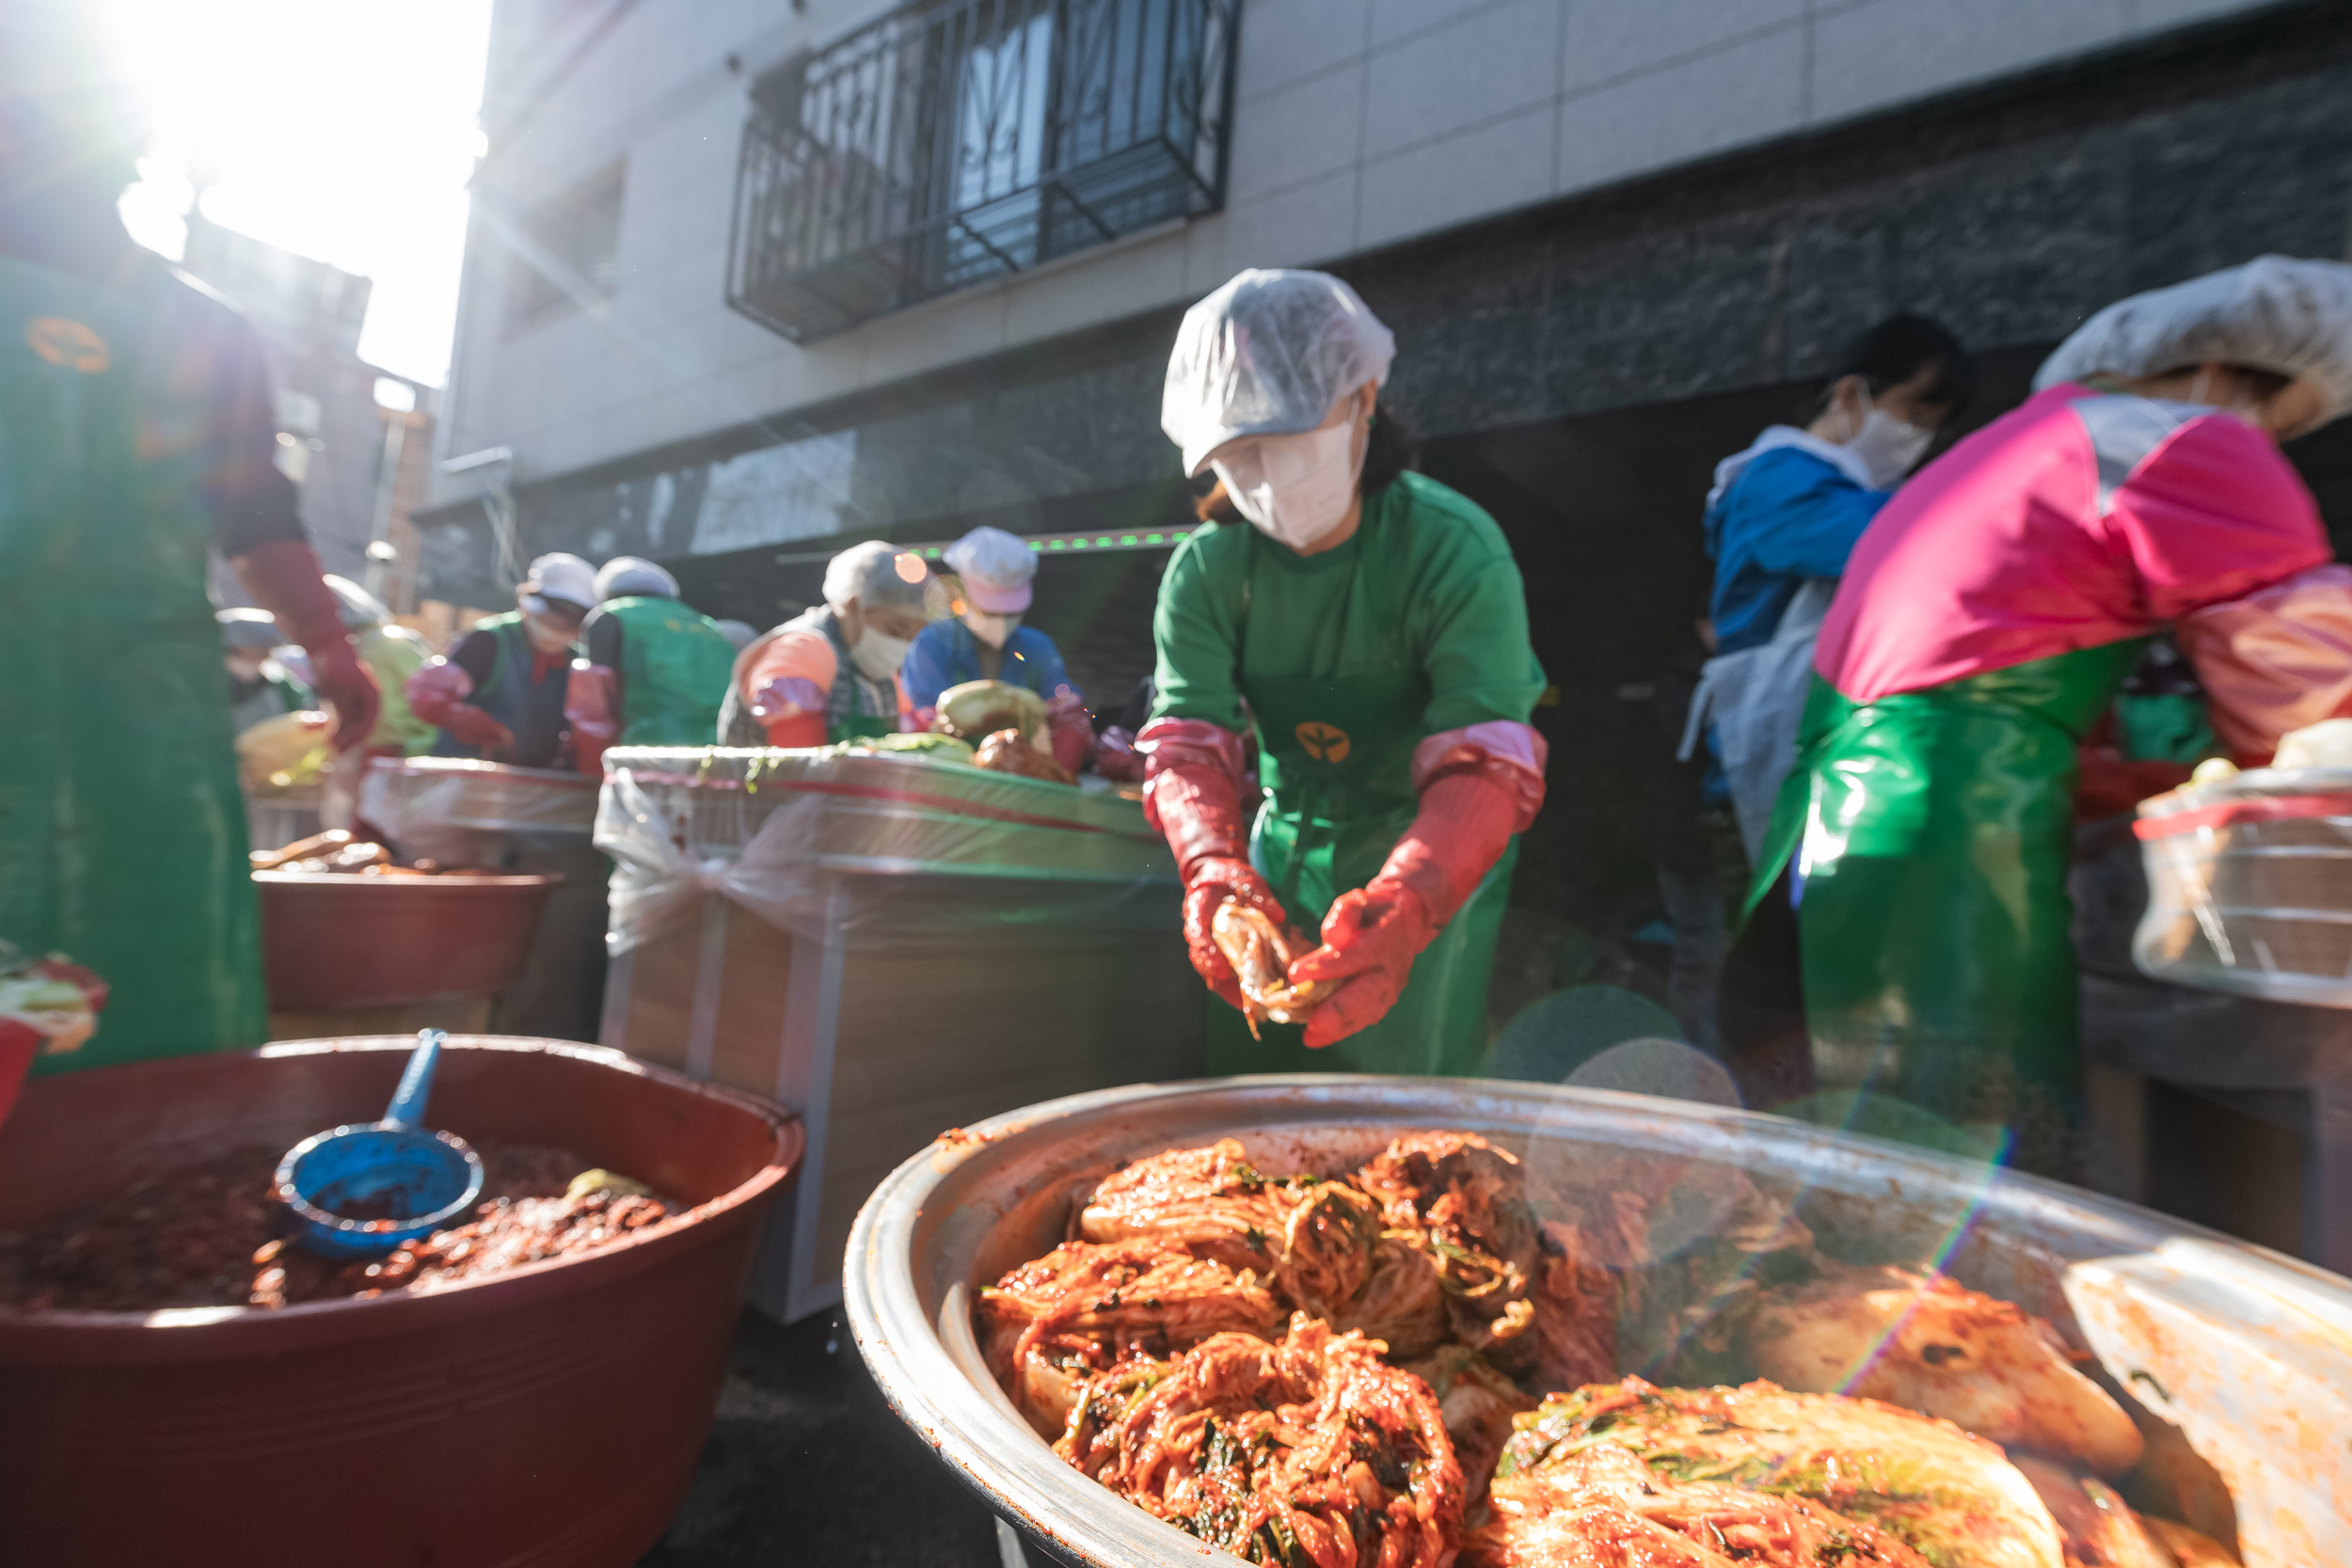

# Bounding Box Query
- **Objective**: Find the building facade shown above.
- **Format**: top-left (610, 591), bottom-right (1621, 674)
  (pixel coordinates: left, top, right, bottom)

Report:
top-left (182, 216), bottom-right (439, 604)
top-left (421, 0), bottom-right (2352, 925)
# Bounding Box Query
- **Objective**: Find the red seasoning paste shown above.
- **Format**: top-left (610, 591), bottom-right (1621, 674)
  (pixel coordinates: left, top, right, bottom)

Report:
top-left (0, 1142), bottom-right (678, 1312)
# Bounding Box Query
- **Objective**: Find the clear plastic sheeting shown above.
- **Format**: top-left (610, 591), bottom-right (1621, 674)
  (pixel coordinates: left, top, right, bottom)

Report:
top-left (593, 747), bottom-right (1198, 1322)
top-left (596, 748), bottom-right (1174, 950)
top-left (362, 757), bottom-right (599, 865)
top-left (2134, 765), bottom-right (2352, 1006)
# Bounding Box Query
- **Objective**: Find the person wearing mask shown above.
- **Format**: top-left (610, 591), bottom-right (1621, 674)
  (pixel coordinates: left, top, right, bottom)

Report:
top-left (902, 526), bottom-right (1093, 773)
top-left (1685, 314), bottom-right (1972, 860)
top-left (719, 541), bottom-right (937, 747)
top-left (220, 609), bottom-right (311, 734)
top-left (1751, 256), bottom-right (2352, 1169)
top-left (566, 555), bottom-right (739, 775)
top-left (1143, 269), bottom-right (1548, 1074)
top-left (405, 553), bottom-right (596, 768)
top-left (1, 4), bottom-right (379, 1071)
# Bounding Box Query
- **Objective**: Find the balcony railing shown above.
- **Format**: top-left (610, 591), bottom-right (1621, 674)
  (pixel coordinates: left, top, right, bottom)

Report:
top-left (726, 0), bottom-right (1237, 342)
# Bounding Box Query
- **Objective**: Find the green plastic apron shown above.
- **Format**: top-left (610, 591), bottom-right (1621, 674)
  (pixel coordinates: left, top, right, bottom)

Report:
top-left (1207, 530), bottom-right (1517, 1078)
top-left (1745, 641), bottom-right (2140, 1132)
top-left (0, 256), bottom-right (266, 1072)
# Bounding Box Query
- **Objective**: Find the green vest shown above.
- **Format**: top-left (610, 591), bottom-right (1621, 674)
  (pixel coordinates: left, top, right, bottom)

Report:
top-left (604, 595), bottom-right (738, 747)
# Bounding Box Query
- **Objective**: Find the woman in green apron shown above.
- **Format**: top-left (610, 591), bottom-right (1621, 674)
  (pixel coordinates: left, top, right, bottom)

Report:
top-left (1740, 256), bottom-right (2352, 1166)
top-left (1, 30), bottom-right (379, 1073)
top-left (1141, 270), bottom-right (1548, 1076)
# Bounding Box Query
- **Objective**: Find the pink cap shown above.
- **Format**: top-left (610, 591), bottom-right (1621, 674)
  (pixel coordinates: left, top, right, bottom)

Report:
top-left (945, 527), bottom-right (1036, 614)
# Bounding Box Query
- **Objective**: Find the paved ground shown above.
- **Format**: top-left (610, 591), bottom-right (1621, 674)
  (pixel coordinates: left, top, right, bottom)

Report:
top-left (641, 1308), bottom-right (1007, 1568)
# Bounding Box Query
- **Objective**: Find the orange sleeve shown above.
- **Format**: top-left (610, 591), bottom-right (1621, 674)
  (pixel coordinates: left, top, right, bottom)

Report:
top-left (742, 629), bottom-right (837, 748)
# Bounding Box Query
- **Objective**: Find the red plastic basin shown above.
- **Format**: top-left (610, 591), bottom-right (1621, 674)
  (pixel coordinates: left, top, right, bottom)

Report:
top-left (255, 871), bottom-right (561, 1010)
top-left (0, 1037), bottom-right (803, 1568)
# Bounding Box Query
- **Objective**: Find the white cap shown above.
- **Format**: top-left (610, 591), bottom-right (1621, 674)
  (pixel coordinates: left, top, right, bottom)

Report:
top-left (595, 555), bottom-right (677, 600)
top-left (713, 618), bottom-right (758, 650)
top-left (944, 526), bottom-right (1038, 613)
top-left (1162, 269), bottom-right (1396, 477)
top-left (2035, 255), bottom-right (2352, 429)
top-left (519, 552), bottom-right (597, 615)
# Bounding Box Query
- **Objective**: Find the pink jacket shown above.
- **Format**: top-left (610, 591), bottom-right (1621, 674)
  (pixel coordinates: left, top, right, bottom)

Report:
top-left (1816, 383), bottom-right (2330, 703)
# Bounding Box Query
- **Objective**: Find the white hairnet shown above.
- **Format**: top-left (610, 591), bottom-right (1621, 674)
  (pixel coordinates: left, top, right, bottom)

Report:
top-left (1162, 269), bottom-right (1396, 477)
top-left (712, 618), bottom-right (758, 650)
top-left (823, 540), bottom-right (931, 614)
top-left (321, 574), bottom-right (389, 628)
top-left (2035, 255), bottom-right (2352, 427)
top-left (595, 555), bottom-right (677, 600)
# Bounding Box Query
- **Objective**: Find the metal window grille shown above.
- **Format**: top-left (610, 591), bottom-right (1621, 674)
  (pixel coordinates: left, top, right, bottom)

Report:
top-left (726, 0), bottom-right (1237, 342)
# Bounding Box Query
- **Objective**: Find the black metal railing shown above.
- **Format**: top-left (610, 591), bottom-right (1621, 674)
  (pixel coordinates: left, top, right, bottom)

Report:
top-left (726, 0), bottom-right (1236, 341)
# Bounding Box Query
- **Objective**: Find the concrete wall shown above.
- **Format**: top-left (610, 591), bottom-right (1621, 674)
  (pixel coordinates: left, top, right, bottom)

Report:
top-left (434, 0), bottom-right (2286, 502)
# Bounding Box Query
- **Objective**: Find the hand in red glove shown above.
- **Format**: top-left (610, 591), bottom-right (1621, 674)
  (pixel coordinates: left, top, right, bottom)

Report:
top-left (1285, 736), bottom-right (1540, 1047)
top-left (566, 660), bottom-right (622, 777)
top-left (1286, 879), bottom-right (1434, 1048)
top-left (1139, 717), bottom-right (1279, 1012)
top-left (1182, 855), bottom-right (1290, 1011)
top-left (444, 705), bottom-right (516, 761)
top-left (1044, 690), bottom-right (1094, 775)
top-left (231, 539), bottom-right (381, 752)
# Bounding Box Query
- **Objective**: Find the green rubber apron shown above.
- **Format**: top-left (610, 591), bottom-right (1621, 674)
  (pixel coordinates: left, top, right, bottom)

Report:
top-left (1745, 641), bottom-right (2140, 1131)
top-left (1208, 529), bottom-right (1517, 1078)
top-left (0, 256), bottom-right (267, 1072)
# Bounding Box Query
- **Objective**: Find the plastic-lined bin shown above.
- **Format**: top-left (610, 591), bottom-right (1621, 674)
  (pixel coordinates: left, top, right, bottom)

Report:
top-left (363, 756), bottom-right (609, 1042)
top-left (361, 756), bottom-right (599, 865)
top-left (596, 747), bottom-right (1203, 1321)
top-left (2134, 766), bottom-right (2352, 1006)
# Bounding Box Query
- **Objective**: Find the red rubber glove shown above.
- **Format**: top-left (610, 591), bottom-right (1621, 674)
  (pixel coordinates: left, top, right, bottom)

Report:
top-left (565, 660), bottom-right (622, 777)
top-left (1289, 880), bottom-right (1435, 1049)
top-left (231, 539), bottom-right (380, 752)
top-left (1044, 690), bottom-right (1093, 775)
top-left (1287, 766), bottom-right (1529, 1047)
top-left (444, 705), bottom-right (516, 760)
top-left (1140, 717), bottom-right (1283, 1010)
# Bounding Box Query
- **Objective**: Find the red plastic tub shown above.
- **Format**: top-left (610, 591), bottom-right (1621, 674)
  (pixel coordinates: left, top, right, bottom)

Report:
top-left (255, 870), bottom-right (560, 1010)
top-left (0, 1037), bottom-right (803, 1568)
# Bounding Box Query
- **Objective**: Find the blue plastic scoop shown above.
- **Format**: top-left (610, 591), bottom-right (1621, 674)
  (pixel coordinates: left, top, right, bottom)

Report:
top-left (274, 1030), bottom-right (486, 1259)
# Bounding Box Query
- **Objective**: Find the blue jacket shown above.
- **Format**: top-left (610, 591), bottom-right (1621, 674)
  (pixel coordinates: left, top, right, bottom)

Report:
top-left (1703, 445), bottom-right (1887, 655)
top-left (901, 619), bottom-right (1079, 711)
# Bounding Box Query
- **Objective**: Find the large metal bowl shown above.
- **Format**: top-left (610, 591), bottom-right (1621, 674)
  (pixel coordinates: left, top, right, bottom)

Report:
top-left (845, 1074), bottom-right (2352, 1568)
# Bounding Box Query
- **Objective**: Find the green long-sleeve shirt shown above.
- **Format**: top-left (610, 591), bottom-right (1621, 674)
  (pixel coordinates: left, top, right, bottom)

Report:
top-left (1152, 470), bottom-right (1545, 746)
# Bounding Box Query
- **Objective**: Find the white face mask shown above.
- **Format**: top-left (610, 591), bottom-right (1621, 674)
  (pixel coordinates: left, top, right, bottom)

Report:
top-left (962, 610), bottom-right (1021, 649)
top-left (1211, 418), bottom-right (1362, 551)
top-left (850, 627), bottom-right (913, 681)
top-left (1843, 387), bottom-right (1935, 490)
